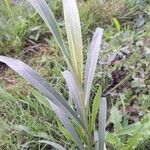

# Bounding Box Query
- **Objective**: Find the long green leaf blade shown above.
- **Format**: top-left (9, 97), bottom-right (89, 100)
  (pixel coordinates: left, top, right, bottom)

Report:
top-left (90, 86), bottom-right (102, 131)
top-left (99, 97), bottom-right (107, 150)
top-left (0, 56), bottom-right (84, 128)
top-left (62, 0), bottom-right (83, 82)
top-left (27, 0), bottom-right (70, 67)
top-left (62, 70), bottom-right (84, 122)
top-left (84, 28), bottom-right (103, 105)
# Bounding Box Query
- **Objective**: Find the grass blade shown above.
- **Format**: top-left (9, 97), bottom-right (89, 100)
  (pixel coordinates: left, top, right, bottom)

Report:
top-left (27, 0), bottom-right (71, 68)
top-left (90, 86), bottom-right (102, 131)
top-left (84, 28), bottom-right (103, 105)
top-left (99, 97), bottom-right (107, 150)
top-left (0, 56), bottom-right (84, 128)
top-left (62, 70), bottom-right (84, 122)
top-left (62, 0), bottom-right (83, 82)
top-left (49, 101), bottom-right (83, 149)
top-left (31, 89), bottom-right (50, 108)
top-left (14, 125), bottom-right (50, 140)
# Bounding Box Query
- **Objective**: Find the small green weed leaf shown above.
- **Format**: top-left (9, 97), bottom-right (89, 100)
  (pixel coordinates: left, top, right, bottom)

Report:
top-left (110, 106), bottom-right (122, 132)
top-left (58, 122), bottom-right (72, 141)
top-left (124, 116), bottom-right (150, 150)
top-left (106, 132), bottom-right (124, 149)
top-left (116, 123), bottom-right (136, 136)
top-left (112, 18), bottom-right (121, 32)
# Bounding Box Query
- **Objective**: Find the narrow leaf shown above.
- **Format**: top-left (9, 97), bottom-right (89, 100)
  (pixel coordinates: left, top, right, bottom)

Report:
top-left (27, 0), bottom-right (71, 68)
top-left (62, 0), bottom-right (83, 82)
top-left (84, 28), bottom-right (103, 105)
top-left (90, 86), bottom-right (102, 131)
top-left (49, 101), bottom-right (83, 149)
top-left (39, 140), bottom-right (66, 150)
top-left (31, 89), bottom-right (49, 108)
top-left (99, 97), bottom-right (107, 150)
top-left (58, 122), bottom-right (72, 141)
top-left (62, 70), bottom-right (83, 122)
top-left (94, 130), bottom-right (99, 150)
top-left (0, 56), bottom-right (84, 128)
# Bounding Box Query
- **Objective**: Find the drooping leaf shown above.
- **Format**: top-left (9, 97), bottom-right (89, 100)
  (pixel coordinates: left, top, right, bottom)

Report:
top-left (49, 101), bottom-right (83, 149)
top-left (90, 86), bottom-right (102, 131)
top-left (0, 56), bottom-right (84, 128)
top-left (62, 0), bottom-right (83, 83)
top-left (84, 28), bottom-right (103, 105)
top-left (62, 70), bottom-right (84, 122)
top-left (27, 0), bottom-right (71, 69)
top-left (99, 97), bottom-right (107, 150)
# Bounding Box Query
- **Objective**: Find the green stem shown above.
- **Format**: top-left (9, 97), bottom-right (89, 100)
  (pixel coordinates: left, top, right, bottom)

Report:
top-left (79, 88), bottom-right (92, 149)
top-left (76, 75), bottom-right (92, 149)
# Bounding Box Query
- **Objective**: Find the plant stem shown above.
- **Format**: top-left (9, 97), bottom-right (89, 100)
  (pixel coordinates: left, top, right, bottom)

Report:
top-left (79, 89), bottom-right (92, 149)
top-left (76, 76), bottom-right (92, 149)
